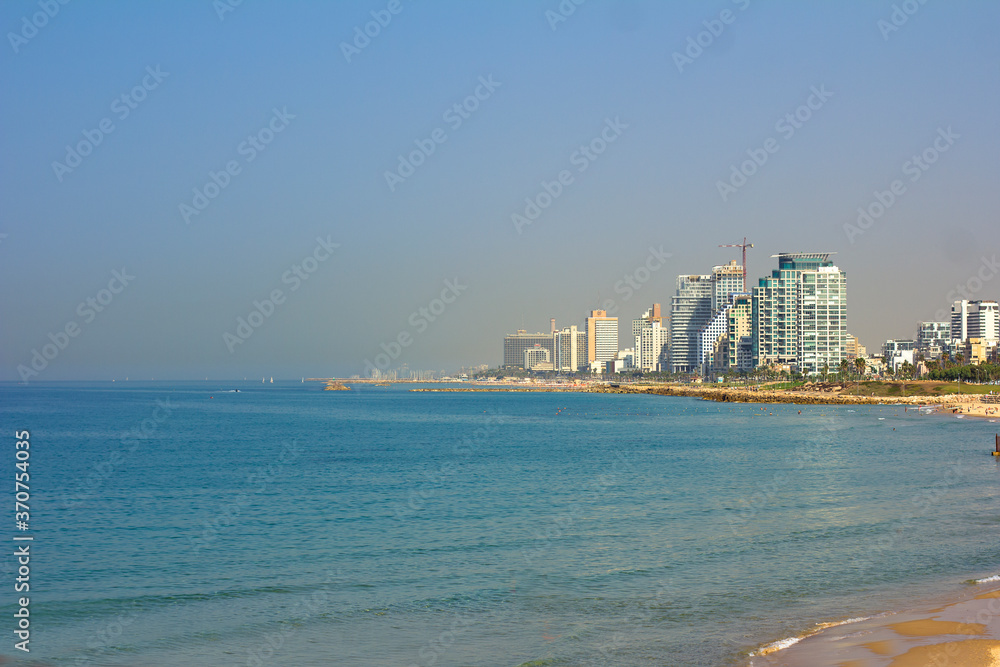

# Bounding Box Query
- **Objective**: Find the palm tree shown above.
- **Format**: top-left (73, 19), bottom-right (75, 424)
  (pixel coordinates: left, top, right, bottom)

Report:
top-left (839, 359), bottom-right (850, 382)
top-left (855, 357), bottom-right (866, 379)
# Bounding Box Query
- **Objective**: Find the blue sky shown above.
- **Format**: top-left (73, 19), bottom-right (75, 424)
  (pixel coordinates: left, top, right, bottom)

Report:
top-left (2, 0), bottom-right (998, 380)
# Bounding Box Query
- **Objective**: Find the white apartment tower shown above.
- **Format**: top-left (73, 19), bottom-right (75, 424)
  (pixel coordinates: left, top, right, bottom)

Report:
top-left (670, 276), bottom-right (713, 373)
top-left (797, 265), bottom-right (848, 376)
top-left (554, 325), bottom-right (588, 372)
top-left (633, 305), bottom-right (669, 372)
top-left (754, 253), bottom-right (845, 373)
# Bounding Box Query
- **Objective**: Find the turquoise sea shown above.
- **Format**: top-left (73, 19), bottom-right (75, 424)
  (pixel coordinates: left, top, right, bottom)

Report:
top-left (2, 381), bottom-right (999, 666)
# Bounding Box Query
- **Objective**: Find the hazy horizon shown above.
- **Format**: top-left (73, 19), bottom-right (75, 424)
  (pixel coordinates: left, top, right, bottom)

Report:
top-left (2, 1), bottom-right (998, 380)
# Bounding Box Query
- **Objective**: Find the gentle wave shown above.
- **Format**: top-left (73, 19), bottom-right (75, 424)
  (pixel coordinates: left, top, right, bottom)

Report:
top-left (751, 616), bottom-right (873, 656)
top-left (814, 615), bottom-right (873, 630)
top-left (750, 635), bottom-right (802, 656)
top-left (976, 574), bottom-right (1000, 583)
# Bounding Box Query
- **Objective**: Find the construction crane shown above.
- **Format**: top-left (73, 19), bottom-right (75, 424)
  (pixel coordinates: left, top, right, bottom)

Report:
top-left (719, 237), bottom-right (754, 292)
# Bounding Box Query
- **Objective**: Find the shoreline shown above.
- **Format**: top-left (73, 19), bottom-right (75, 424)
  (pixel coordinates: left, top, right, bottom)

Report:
top-left (750, 577), bottom-right (1000, 666)
top-left (407, 382), bottom-right (1000, 418)
top-left (595, 384), bottom-right (1000, 418)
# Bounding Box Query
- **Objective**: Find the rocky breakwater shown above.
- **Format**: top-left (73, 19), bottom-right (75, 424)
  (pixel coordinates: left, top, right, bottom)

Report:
top-left (590, 384), bottom-right (986, 407)
top-left (324, 381), bottom-right (351, 391)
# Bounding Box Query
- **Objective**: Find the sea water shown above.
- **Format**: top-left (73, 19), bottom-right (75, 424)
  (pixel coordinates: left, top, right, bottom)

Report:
top-left (2, 381), bottom-right (999, 666)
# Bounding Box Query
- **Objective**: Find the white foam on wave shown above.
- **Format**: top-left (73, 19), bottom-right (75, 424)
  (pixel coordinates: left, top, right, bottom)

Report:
top-left (976, 574), bottom-right (1000, 583)
top-left (750, 616), bottom-right (875, 657)
top-left (750, 635), bottom-right (802, 656)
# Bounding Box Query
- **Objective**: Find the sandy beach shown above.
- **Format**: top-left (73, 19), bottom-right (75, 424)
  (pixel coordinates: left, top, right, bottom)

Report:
top-left (955, 401), bottom-right (1000, 420)
top-left (753, 582), bottom-right (1000, 666)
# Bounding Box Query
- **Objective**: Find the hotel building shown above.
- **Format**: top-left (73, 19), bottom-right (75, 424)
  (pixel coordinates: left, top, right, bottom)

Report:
top-left (586, 310), bottom-right (619, 365)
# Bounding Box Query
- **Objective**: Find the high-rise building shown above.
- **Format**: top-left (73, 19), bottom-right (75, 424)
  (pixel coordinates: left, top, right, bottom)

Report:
top-left (951, 301), bottom-right (970, 343)
top-left (698, 306), bottom-right (731, 376)
top-left (952, 301), bottom-right (999, 352)
top-left (585, 310), bottom-right (619, 364)
top-left (727, 293), bottom-right (753, 371)
top-left (712, 261), bottom-right (745, 312)
top-left (692, 262), bottom-right (747, 376)
top-left (916, 322), bottom-right (950, 359)
top-left (797, 265), bottom-right (847, 376)
top-left (670, 276), bottom-right (713, 373)
top-left (633, 305), bottom-right (669, 372)
top-left (951, 301), bottom-right (971, 342)
top-left (972, 302), bottom-right (999, 342)
top-left (753, 253), bottom-right (843, 372)
top-left (503, 330), bottom-right (555, 368)
top-left (554, 325), bottom-right (588, 372)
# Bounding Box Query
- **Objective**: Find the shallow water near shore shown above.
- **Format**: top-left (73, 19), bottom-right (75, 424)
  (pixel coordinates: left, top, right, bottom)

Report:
top-left (2, 381), bottom-right (999, 666)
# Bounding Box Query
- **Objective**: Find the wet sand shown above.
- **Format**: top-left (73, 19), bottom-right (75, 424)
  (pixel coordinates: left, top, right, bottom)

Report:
top-left (750, 584), bottom-right (1000, 666)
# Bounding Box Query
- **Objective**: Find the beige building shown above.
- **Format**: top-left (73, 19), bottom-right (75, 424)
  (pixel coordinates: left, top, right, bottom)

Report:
top-left (585, 310), bottom-right (619, 364)
top-left (727, 294), bottom-right (753, 371)
top-left (845, 334), bottom-right (866, 360)
top-left (965, 338), bottom-right (997, 365)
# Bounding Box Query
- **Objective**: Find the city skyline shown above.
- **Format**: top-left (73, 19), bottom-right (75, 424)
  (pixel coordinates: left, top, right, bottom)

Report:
top-left (2, 2), bottom-right (998, 380)
top-left (501, 249), bottom-right (996, 377)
